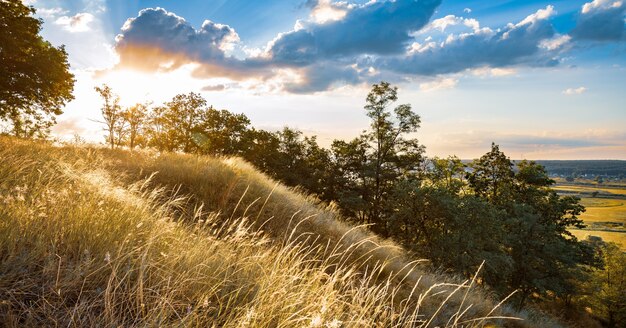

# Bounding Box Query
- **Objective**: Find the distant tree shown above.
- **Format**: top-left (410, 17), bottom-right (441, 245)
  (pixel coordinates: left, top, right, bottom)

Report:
top-left (166, 92), bottom-right (207, 152)
top-left (94, 84), bottom-right (123, 149)
top-left (122, 103), bottom-right (147, 149)
top-left (0, 0), bottom-right (75, 138)
top-left (595, 176), bottom-right (604, 184)
top-left (565, 176), bottom-right (575, 182)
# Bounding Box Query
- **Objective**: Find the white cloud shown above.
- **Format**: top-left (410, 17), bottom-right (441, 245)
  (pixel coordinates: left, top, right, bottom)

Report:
top-left (310, 0), bottom-right (349, 24)
top-left (516, 5), bottom-right (556, 27)
top-left (464, 8), bottom-right (472, 14)
top-left (562, 87), bottom-right (587, 95)
top-left (540, 34), bottom-right (572, 50)
top-left (419, 77), bottom-right (458, 92)
top-left (55, 13), bottom-right (95, 32)
top-left (582, 0), bottom-right (623, 14)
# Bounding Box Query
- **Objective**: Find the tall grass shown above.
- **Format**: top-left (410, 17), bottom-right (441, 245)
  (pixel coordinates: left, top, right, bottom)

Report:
top-left (0, 137), bottom-right (559, 327)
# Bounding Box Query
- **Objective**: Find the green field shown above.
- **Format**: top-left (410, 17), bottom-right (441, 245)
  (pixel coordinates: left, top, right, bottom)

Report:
top-left (557, 183), bottom-right (626, 250)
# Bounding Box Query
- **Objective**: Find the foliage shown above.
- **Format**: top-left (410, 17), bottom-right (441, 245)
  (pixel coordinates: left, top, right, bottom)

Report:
top-left (0, 0), bottom-right (75, 137)
top-left (576, 239), bottom-right (626, 327)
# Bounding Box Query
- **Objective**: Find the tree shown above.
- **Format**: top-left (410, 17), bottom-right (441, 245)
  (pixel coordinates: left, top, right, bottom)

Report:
top-left (166, 92), bottom-right (207, 152)
top-left (95, 84), bottom-right (123, 149)
top-left (0, 0), bottom-right (75, 137)
top-left (468, 145), bottom-right (595, 308)
top-left (122, 103), bottom-right (148, 149)
top-left (195, 107), bottom-right (252, 156)
top-left (578, 241), bottom-right (626, 327)
top-left (361, 81), bottom-right (425, 236)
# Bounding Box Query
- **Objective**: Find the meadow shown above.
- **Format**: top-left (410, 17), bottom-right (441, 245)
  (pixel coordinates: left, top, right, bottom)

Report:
top-left (0, 136), bottom-right (563, 327)
top-left (554, 181), bottom-right (626, 250)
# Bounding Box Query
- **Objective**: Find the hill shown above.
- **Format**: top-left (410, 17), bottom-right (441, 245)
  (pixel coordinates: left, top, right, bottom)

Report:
top-left (0, 136), bottom-right (563, 327)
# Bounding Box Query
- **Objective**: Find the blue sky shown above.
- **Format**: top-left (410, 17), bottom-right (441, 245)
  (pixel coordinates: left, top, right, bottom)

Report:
top-left (25, 0), bottom-right (626, 159)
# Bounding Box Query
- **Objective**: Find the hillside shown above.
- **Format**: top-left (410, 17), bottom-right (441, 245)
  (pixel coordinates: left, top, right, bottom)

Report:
top-left (0, 136), bottom-right (562, 327)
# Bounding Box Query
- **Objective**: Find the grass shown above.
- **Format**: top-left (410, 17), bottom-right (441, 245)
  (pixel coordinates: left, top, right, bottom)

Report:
top-left (0, 136), bottom-right (562, 327)
top-left (578, 198), bottom-right (626, 224)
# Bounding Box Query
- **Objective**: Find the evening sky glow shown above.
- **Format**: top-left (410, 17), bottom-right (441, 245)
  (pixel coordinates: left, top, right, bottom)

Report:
top-left (25, 0), bottom-right (626, 159)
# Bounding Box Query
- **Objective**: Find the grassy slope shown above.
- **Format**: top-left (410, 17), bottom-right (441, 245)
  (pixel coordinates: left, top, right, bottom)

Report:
top-left (0, 137), bottom-right (561, 327)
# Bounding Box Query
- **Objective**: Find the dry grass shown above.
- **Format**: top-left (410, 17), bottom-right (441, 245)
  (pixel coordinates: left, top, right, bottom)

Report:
top-left (0, 137), bottom-right (561, 327)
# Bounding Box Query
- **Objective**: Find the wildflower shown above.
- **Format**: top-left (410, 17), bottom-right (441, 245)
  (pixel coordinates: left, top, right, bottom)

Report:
top-left (104, 252), bottom-right (111, 263)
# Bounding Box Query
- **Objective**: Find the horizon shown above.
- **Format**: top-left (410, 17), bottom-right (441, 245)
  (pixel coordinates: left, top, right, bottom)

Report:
top-left (23, 0), bottom-right (626, 160)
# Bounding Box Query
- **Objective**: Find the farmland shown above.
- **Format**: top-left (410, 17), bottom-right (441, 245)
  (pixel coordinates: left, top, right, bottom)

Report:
top-left (554, 179), bottom-right (626, 250)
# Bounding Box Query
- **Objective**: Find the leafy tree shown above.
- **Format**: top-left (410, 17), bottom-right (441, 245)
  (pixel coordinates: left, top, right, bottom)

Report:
top-left (330, 137), bottom-right (370, 222)
top-left (195, 107), bottom-right (252, 156)
top-left (428, 156), bottom-right (467, 194)
top-left (147, 104), bottom-right (178, 152)
top-left (578, 241), bottom-right (626, 327)
top-left (122, 103), bottom-right (148, 149)
top-left (340, 82), bottom-right (425, 236)
top-left (165, 92), bottom-right (207, 152)
top-left (468, 145), bottom-right (595, 307)
top-left (467, 143), bottom-right (515, 204)
top-left (0, 0), bottom-right (75, 137)
top-left (95, 84), bottom-right (124, 149)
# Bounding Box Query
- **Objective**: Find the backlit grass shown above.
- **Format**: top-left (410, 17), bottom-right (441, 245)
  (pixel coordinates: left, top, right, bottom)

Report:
top-left (0, 137), bottom-right (561, 327)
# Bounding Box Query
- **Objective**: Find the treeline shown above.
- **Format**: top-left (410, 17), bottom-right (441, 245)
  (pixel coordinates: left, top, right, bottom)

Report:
top-left (95, 82), bottom-right (624, 325)
top-left (534, 160), bottom-right (626, 179)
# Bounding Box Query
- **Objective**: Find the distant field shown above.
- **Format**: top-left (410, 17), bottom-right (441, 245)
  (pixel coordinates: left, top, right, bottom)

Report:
top-left (578, 198), bottom-right (626, 223)
top-left (570, 230), bottom-right (626, 251)
top-left (553, 184), bottom-right (626, 196)
top-left (556, 182), bottom-right (626, 250)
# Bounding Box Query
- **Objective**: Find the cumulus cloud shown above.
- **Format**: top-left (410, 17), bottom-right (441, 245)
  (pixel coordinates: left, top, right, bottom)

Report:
top-left (267, 0), bottom-right (441, 66)
top-left (380, 6), bottom-right (560, 76)
top-left (114, 8), bottom-right (243, 74)
top-left (571, 0), bottom-right (626, 41)
top-left (106, 1), bottom-right (623, 94)
top-left (562, 87), bottom-right (587, 95)
top-left (55, 13), bottom-right (95, 32)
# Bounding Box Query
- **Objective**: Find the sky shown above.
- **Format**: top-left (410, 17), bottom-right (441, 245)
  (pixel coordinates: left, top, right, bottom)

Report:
top-left (23, 0), bottom-right (626, 159)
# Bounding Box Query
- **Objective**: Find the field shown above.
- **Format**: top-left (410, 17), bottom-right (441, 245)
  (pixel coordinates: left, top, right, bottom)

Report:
top-left (0, 137), bottom-right (563, 327)
top-left (555, 181), bottom-right (626, 250)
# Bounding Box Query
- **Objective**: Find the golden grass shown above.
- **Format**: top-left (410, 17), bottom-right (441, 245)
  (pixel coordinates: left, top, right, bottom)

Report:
top-left (578, 198), bottom-right (626, 224)
top-left (0, 137), bottom-right (560, 327)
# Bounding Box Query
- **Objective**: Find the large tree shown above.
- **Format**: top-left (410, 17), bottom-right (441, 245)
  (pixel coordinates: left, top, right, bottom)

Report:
top-left (336, 82), bottom-right (425, 236)
top-left (468, 144), bottom-right (595, 307)
top-left (0, 0), bottom-right (74, 137)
